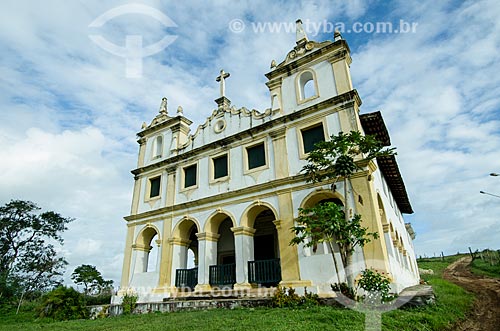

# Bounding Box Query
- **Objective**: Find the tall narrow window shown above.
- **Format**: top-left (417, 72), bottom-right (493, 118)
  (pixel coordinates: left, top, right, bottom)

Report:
top-left (149, 176), bottom-right (161, 198)
top-left (184, 164), bottom-right (197, 188)
top-left (303, 79), bottom-right (315, 99)
top-left (153, 135), bottom-right (163, 159)
top-left (301, 124), bottom-right (325, 153)
top-left (246, 143), bottom-right (266, 170)
top-left (213, 154), bottom-right (228, 179)
top-left (297, 70), bottom-right (318, 102)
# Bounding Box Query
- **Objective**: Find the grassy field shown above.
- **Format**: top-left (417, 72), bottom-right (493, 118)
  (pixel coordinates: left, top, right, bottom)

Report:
top-left (0, 256), bottom-right (474, 331)
top-left (470, 257), bottom-right (500, 278)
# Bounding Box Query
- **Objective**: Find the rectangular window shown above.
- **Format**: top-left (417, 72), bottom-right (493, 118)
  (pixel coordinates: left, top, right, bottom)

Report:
top-left (184, 164), bottom-right (197, 188)
top-left (149, 176), bottom-right (161, 198)
top-left (246, 143), bottom-right (266, 169)
top-left (213, 154), bottom-right (228, 179)
top-left (301, 124), bottom-right (325, 153)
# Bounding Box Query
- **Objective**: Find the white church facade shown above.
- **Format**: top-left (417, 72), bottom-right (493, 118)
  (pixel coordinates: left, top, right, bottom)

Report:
top-left (116, 21), bottom-right (419, 303)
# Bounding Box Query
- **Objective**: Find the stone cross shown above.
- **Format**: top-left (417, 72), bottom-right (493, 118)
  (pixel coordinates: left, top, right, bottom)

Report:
top-left (216, 69), bottom-right (230, 98)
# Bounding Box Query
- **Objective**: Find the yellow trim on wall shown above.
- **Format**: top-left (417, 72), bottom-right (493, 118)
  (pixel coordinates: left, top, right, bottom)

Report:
top-left (172, 216), bottom-right (200, 239)
top-left (204, 209), bottom-right (237, 233)
top-left (276, 191), bottom-right (304, 283)
top-left (239, 200), bottom-right (279, 228)
top-left (350, 173), bottom-right (392, 275)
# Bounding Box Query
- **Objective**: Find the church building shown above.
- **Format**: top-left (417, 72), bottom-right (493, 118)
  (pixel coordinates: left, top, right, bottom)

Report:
top-left (116, 20), bottom-right (419, 303)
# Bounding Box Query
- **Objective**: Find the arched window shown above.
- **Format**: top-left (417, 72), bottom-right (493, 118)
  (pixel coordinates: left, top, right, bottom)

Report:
top-left (152, 135), bottom-right (163, 159)
top-left (297, 70), bottom-right (318, 102)
top-left (147, 233), bottom-right (158, 272)
top-left (134, 227), bottom-right (160, 273)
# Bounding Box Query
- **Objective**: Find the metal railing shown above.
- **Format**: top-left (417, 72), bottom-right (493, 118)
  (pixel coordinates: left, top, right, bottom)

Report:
top-left (175, 267), bottom-right (198, 290)
top-left (209, 263), bottom-right (236, 287)
top-left (248, 258), bottom-right (281, 285)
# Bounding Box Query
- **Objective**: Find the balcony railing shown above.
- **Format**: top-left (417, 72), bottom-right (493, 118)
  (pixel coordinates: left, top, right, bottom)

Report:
top-left (248, 258), bottom-right (281, 286)
top-left (175, 267), bottom-right (198, 290)
top-left (209, 263), bottom-right (236, 287)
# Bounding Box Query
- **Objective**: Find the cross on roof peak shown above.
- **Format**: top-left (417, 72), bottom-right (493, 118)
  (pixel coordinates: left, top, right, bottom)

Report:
top-left (216, 69), bottom-right (230, 98)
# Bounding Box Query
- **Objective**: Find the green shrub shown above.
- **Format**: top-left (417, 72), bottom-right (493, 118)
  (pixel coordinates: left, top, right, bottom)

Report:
top-left (37, 286), bottom-right (88, 320)
top-left (271, 286), bottom-right (319, 308)
top-left (121, 292), bottom-right (138, 315)
top-left (331, 282), bottom-right (356, 300)
top-left (301, 288), bottom-right (320, 307)
top-left (85, 293), bottom-right (112, 306)
top-left (271, 286), bottom-right (300, 308)
top-left (357, 269), bottom-right (395, 303)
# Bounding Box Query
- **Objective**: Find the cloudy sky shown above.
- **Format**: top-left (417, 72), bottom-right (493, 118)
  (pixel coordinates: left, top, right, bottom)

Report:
top-left (1, 0), bottom-right (499, 286)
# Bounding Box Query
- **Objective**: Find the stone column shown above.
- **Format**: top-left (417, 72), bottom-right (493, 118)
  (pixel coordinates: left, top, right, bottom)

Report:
top-left (275, 192), bottom-right (311, 288)
top-left (270, 127), bottom-right (289, 179)
top-left (118, 225), bottom-right (136, 292)
top-left (195, 232), bottom-right (219, 292)
top-left (169, 238), bottom-right (191, 287)
top-left (231, 226), bottom-right (256, 290)
top-left (137, 137), bottom-right (147, 167)
top-left (329, 52), bottom-right (353, 95)
top-left (166, 166), bottom-right (177, 207)
top-left (130, 176), bottom-right (142, 215)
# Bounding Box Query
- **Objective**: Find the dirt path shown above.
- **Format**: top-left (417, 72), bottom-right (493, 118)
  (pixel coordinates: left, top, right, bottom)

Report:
top-left (442, 256), bottom-right (500, 331)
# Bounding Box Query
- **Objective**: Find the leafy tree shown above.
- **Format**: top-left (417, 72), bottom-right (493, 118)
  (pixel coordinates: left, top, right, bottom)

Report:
top-left (291, 131), bottom-right (395, 289)
top-left (0, 200), bottom-right (73, 302)
top-left (292, 202), bottom-right (378, 287)
top-left (71, 264), bottom-right (113, 296)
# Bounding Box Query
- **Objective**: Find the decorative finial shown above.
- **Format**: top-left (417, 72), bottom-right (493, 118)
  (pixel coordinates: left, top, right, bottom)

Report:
top-left (216, 69), bottom-right (230, 98)
top-left (141, 122), bottom-right (147, 129)
top-left (159, 97), bottom-right (168, 114)
top-left (177, 105), bottom-right (183, 115)
top-left (270, 60), bottom-right (277, 69)
top-left (334, 29), bottom-right (342, 42)
top-left (296, 19), bottom-right (309, 44)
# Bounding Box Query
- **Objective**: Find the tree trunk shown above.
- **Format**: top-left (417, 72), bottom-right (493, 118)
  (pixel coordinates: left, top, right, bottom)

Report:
top-left (327, 241), bottom-right (342, 283)
top-left (16, 291), bottom-right (24, 315)
top-left (343, 177), bottom-right (356, 288)
top-left (345, 252), bottom-right (355, 289)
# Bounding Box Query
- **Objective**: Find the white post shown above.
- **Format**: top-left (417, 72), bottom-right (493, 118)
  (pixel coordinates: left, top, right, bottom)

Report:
top-left (232, 226), bottom-right (256, 289)
top-left (169, 238), bottom-right (190, 287)
top-left (195, 232), bottom-right (219, 292)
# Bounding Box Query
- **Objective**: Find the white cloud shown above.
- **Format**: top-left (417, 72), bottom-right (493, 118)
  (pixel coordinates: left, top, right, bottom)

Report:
top-left (1, 0), bottom-right (499, 286)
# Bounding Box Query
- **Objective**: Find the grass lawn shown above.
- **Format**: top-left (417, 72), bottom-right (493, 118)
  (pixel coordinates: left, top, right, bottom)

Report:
top-left (0, 256), bottom-right (474, 331)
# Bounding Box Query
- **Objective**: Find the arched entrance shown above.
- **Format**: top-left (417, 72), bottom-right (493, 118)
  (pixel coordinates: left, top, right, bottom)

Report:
top-left (210, 216), bottom-right (236, 288)
top-left (300, 191), bottom-right (345, 284)
top-left (244, 204), bottom-right (281, 287)
top-left (203, 212), bottom-right (236, 289)
top-left (134, 226), bottom-right (160, 273)
top-left (253, 210), bottom-right (279, 261)
top-left (172, 218), bottom-right (199, 290)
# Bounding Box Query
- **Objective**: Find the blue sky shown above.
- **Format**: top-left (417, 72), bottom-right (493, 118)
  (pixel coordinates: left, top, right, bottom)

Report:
top-left (1, 0), bottom-right (499, 286)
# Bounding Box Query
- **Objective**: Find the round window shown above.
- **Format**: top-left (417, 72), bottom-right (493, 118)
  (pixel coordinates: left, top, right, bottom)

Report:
top-left (214, 119), bottom-right (226, 133)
